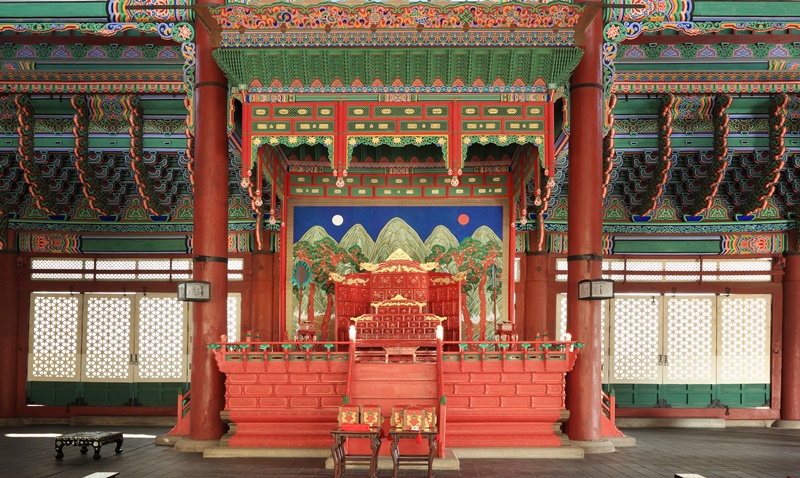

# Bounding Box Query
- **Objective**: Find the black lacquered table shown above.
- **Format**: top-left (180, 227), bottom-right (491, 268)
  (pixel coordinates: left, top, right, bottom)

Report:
top-left (330, 429), bottom-right (382, 478)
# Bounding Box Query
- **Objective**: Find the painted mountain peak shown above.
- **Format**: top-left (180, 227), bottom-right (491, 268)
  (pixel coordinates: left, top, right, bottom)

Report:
top-left (338, 223), bottom-right (376, 261)
top-left (371, 217), bottom-right (428, 263)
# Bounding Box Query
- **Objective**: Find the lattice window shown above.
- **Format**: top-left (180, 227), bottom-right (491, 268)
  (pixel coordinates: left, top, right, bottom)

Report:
top-left (665, 261), bottom-right (701, 282)
top-left (136, 295), bottom-right (186, 381)
top-left (717, 260), bottom-right (772, 282)
top-left (30, 257), bottom-right (245, 281)
top-left (718, 295), bottom-right (771, 384)
top-left (664, 297), bottom-right (715, 384)
top-left (30, 259), bottom-right (84, 270)
top-left (625, 260), bottom-right (664, 282)
top-left (603, 260), bottom-right (625, 281)
top-left (96, 259), bottom-right (136, 270)
top-left (610, 296), bottom-right (661, 383)
top-left (82, 296), bottom-right (132, 381)
top-left (555, 258), bottom-right (568, 281)
top-left (29, 295), bottom-right (81, 381)
top-left (556, 258), bottom-right (771, 282)
top-left (556, 294), bottom-right (567, 341)
top-left (138, 260), bottom-right (172, 270)
top-left (556, 294), bottom-right (608, 381)
top-left (227, 294), bottom-right (241, 340)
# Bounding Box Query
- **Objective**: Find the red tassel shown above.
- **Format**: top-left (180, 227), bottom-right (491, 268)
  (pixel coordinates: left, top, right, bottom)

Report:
top-left (416, 431), bottom-right (422, 444)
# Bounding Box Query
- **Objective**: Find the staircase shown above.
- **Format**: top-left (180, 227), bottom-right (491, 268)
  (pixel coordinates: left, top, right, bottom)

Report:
top-left (348, 362), bottom-right (439, 455)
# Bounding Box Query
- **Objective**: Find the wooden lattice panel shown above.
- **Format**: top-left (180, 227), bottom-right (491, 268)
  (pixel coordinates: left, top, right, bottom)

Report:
top-left (610, 296), bottom-right (661, 383)
top-left (664, 297), bottom-right (715, 384)
top-left (136, 295), bottom-right (185, 381)
top-left (83, 296), bottom-right (132, 381)
top-left (718, 295), bottom-right (771, 384)
top-left (29, 295), bottom-right (81, 381)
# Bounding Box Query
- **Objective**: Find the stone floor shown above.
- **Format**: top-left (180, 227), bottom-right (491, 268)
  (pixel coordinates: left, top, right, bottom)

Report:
top-left (2, 425), bottom-right (799, 477)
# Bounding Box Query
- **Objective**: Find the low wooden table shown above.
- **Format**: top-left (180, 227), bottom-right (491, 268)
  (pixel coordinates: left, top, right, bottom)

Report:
top-left (54, 431), bottom-right (123, 460)
top-left (389, 428), bottom-right (438, 478)
top-left (330, 429), bottom-right (382, 478)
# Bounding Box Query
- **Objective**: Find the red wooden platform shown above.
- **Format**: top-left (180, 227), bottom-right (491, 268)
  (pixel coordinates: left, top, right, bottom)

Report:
top-left (212, 341), bottom-right (579, 451)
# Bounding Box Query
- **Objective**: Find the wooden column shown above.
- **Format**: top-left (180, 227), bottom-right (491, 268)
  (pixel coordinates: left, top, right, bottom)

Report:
top-left (0, 251), bottom-right (19, 417)
top-left (251, 251), bottom-right (275, 341)
top-left (563, 1), bottom-right (608, 448)
top-left (189, 0), bottom-right (229, 441)
top-left (780, 252), bottom-right (800, 423)
top-left (524, 253), bottom-right (549, 339)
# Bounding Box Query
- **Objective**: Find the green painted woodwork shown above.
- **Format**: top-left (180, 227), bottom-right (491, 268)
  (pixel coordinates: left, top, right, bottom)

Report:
top-left (609, 383), bottom-right (770, 409)
top-left (462, 120), bottom-right (502, 132)
top-left (612, 237), bottom-right (721, 254)
top-left (693, 1), bottom-right (800, 19)
top-left (27, 381), bottom-right (186, 407)
top-left (213, 47), bottom-right (583, 89)
top-left (27, 381), bottom-right (82, 407)
top-left (0, 2), bottom-right (108, 21)
top-left (81, 236), bottom-right (189, 253)
top-left (82, 382), bottom-right (135, 407)
top-left (617, 62), bottom-right (768, 72)
top-left (347, 121), bottom-right (396, 133)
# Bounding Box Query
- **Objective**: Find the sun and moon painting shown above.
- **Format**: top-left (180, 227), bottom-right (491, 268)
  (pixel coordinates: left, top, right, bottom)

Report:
top-left (289, 204), bottom-right (508, 340)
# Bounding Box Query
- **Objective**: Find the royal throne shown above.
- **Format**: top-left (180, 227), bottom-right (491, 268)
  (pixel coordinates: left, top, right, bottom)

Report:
top-left (334, 249), bottom-right (462, 359)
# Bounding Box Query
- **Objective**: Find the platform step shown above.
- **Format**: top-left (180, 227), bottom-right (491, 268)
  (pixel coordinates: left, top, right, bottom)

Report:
top-left (674, 474), bottom-right (706, 478)
top-left (352, 363), bottom-right (437, 381)
top-left (83, 473), bottom-right (119, 478)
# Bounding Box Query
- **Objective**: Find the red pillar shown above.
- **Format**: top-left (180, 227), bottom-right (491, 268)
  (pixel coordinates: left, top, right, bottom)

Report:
top-left (0, 252), bottom-right (20, 417)
top-left (251, 251), bottom-right (275, 342)
top-left (779, 252), bottom-right (800, 425)
top-left (563, 2), bottom-right (609, 449)
top-left (189, 0), bottom-right (228, 442)
top-left (524, 253), bottom-right (548, 340)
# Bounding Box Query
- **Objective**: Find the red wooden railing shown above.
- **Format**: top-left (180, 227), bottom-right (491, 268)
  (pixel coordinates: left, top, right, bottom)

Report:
top-left (167, 390), bottom-right (191, 436)
top-left (601, 389), bottom-right (624, 437)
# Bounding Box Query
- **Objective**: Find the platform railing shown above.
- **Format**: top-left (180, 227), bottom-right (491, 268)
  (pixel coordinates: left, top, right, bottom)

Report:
top-left (167, 389), bottom-right (191, 436)
top-left (436, 337), bottom-right (446, 458)
top-left (601, 388), bottom-right (625, 437)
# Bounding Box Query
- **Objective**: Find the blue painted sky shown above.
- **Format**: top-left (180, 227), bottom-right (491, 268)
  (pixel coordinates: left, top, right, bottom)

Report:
top-left (293, 205), bottom-right (503, 243)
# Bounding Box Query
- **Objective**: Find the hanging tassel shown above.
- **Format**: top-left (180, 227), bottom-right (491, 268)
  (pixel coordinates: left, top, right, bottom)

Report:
top-left (415, 430), bottom-right (422, 444)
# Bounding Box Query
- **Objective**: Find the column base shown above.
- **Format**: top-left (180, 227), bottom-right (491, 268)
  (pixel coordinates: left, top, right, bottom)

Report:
top-left (569, 439), bottom-right (615, 454)
top-left (173, 438), bottom-right (220, 453)
top-left (155, 434), bottom-right (184, 446)
top-left (772, 420), bottom-right (800, 429)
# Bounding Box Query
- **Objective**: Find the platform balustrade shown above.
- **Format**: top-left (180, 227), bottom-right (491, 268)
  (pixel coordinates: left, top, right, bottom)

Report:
top-left (210, 338), bottom-right (580, 449)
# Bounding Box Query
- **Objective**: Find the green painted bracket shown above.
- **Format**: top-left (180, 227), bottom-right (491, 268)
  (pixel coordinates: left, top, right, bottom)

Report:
top-left (324, 344), bottom-right (335, 351)
top-left (259, 344), bottom-right (271, 351)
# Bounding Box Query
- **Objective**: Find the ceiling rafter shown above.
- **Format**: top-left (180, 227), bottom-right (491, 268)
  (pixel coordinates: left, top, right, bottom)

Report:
top-left (632, 93), bottom-right (674, 217)
top-left (739, 93), bottom-right (788, 216)
top-left (126, 95), bottom-right (164, 217)
top-left (15, 94), bottom-right (58, 216)
top-left (685, 93), bottom-right (733, 217)
top-left (71, 94), bottom-right (115, 217)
